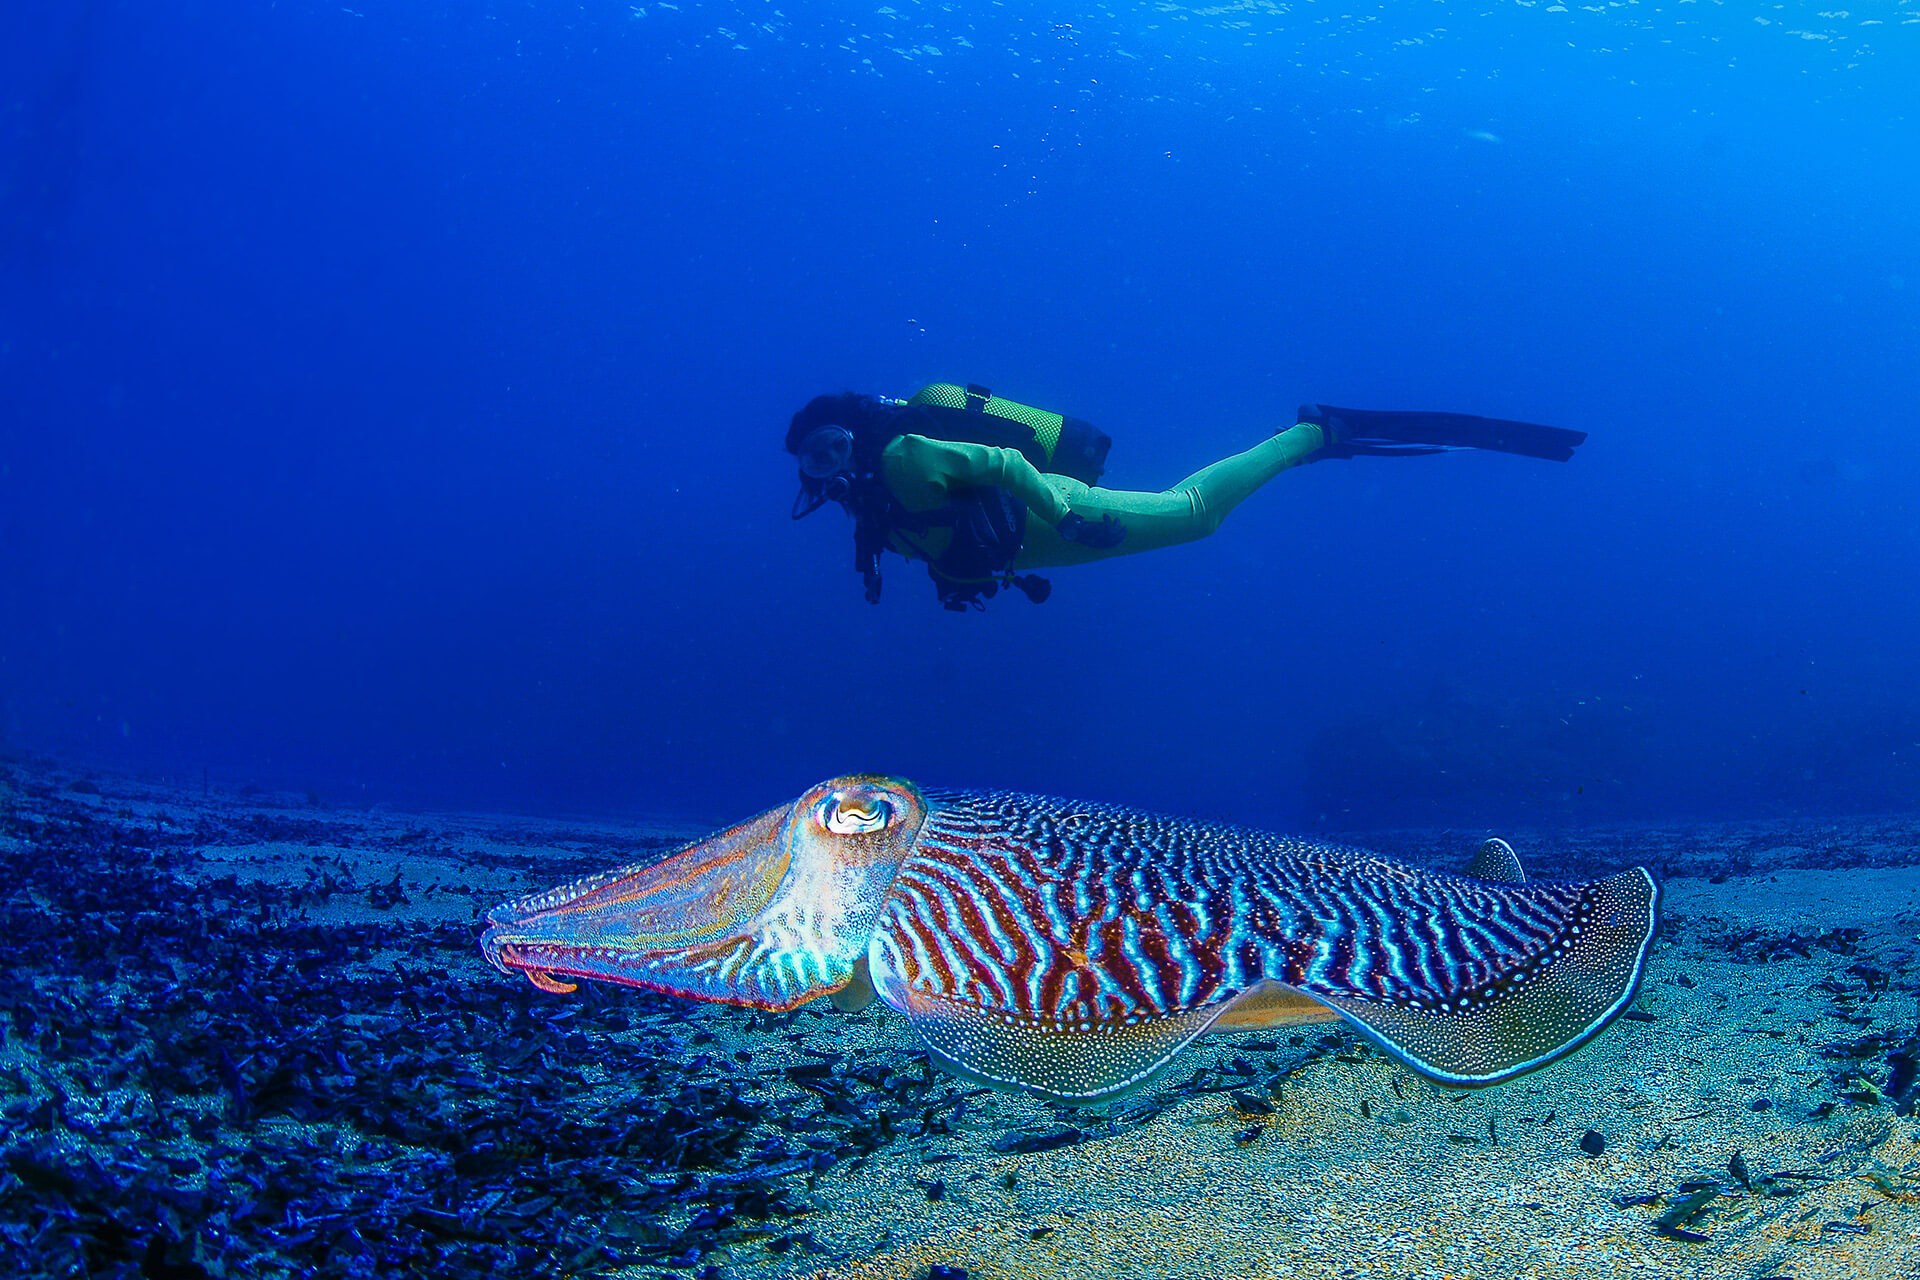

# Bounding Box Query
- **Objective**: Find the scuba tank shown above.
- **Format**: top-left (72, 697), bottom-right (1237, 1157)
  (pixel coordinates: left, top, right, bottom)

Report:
top-left (902, 384), bottom-right (1111, 485)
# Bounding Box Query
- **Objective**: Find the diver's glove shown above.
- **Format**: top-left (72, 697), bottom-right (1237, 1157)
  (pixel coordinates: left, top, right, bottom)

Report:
top-left (1057, 512), bottom-right (1126, 548)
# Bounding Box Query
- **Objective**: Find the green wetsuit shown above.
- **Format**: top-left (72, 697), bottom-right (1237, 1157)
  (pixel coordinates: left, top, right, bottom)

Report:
top-left (880, 422), bottom-right (1326, 570)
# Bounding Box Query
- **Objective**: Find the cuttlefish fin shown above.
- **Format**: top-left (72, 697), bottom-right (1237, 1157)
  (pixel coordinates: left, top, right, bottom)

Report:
top-left (1317, 866), bottom-right (1659, 1087)
top-left (1464, 836), bottom-right (1527, 883)
top-left (879, 977), bottom-right (1225, 1104)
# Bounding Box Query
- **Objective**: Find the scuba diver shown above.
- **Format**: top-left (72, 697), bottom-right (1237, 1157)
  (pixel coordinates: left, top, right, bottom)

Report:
top-left (787, 383), bottom-right (1586, 611)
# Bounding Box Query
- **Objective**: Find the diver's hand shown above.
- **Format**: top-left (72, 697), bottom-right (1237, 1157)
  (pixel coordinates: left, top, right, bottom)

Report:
top-left (1057, 512), bottom-right (1126, 548)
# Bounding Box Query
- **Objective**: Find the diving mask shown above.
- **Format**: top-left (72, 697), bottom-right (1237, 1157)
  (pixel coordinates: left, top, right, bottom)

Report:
top-left (792, 425), bottom-right (856, 519)
top-left (797, 425), bottom-right (854, 480)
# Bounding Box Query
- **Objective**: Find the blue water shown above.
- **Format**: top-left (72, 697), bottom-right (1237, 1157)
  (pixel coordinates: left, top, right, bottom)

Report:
top-left (5, 1), bottom-right (1918, 832)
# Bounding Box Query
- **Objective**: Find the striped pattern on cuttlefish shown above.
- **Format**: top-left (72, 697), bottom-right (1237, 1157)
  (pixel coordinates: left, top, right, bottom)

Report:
top-left (480, 776), bottom-right (1660, 1103)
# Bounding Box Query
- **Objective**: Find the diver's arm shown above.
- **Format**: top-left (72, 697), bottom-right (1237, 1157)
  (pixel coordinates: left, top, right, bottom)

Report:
top-left (883, 435), bottom-right (1072, 524)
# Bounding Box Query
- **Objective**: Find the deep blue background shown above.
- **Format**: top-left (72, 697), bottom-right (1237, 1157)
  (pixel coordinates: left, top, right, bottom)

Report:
top-left (4, 2), bottom-right (1917, 830)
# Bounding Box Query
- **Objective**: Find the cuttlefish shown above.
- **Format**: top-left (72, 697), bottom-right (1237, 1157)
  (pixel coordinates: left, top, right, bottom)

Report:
top-left (480, 777), bottom-right (1659, 1103)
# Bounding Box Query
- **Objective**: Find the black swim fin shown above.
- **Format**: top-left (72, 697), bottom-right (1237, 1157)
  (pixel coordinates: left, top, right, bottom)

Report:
top-left (1299, 403), bottom-right (1586, 462)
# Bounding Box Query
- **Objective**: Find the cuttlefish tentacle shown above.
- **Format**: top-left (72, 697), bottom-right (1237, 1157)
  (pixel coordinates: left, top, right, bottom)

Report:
top-left (481, 777), bottom-right (1659, 1104)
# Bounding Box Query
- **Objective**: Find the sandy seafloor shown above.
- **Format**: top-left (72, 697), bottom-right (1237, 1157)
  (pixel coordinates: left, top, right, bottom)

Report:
top-left (2, 759), bottom-right (1916, 1279)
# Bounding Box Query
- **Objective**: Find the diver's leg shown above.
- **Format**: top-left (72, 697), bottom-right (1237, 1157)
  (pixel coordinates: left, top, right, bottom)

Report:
top-left (1016, 423), bottom-right (1323, 568)
top-left (1171, 422), bottom-right (1325, 529)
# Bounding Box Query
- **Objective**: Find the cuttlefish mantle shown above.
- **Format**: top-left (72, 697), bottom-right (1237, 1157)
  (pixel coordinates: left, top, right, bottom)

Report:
top-left (480, 777), bottom-right (1659, 1104)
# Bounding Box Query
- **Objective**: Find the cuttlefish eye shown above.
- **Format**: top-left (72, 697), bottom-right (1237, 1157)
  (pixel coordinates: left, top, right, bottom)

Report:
top-left (818, 794), bottom-right (893, 834)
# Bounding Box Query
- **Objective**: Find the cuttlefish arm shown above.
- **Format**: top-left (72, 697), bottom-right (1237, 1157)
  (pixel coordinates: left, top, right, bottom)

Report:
top-left (481, 778), bottom-right (1659, 1105)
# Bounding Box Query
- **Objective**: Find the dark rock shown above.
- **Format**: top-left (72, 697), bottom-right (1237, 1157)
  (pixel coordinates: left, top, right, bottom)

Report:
top-left (1888, 1044), bottom-right (1920, 1116)
top-left (0, 768), bottom-right (820, 1280)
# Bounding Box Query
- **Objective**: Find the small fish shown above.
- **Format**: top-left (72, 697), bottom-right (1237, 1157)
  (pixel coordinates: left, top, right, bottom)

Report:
top-left (1728, 1149), bottom-right (1754, 1191)
top-left (1654, 1185), bottom-right (1722, 1240)
top-left (480, 778), bottom-right (1660, 1104)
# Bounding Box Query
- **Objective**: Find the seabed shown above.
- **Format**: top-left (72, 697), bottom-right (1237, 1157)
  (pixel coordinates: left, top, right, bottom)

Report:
top-left (2, 759), bottom-right (1916, 1279)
